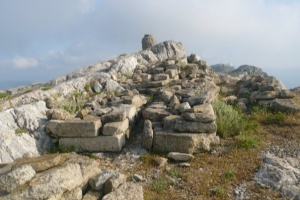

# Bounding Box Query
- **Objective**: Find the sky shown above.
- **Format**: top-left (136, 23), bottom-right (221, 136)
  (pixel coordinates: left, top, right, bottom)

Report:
top-left (0, 0), bottom-right (300, 89)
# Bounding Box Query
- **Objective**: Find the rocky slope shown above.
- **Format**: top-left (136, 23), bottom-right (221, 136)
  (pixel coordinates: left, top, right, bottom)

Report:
top-left (0, 35), bottom-right (300, 199)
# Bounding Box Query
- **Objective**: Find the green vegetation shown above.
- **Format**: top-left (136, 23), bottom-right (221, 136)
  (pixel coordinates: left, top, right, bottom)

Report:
top-left (167, 168), bottom-right (181, 178)
top-left (41, 86), bottom-right (52, 91)
top-left (0, 92), bottom-right (11, 99)
top-left (212, 187), bottom-right (225, 197)
top-left (58, 90), bottom-right (87, 114)
top-left (119, 53), bottom-right (127, 57)
top-left (223, 170), bottom-right (236, 180)
top-left (48, 144), bottom-right (76, 154)
top-left (15, 128), bottom-right (28, 135)
top-left (212, 99), bottom-right (245, 137)
top-left (178, 60), bottom-right (186, 68)
top-left (150, 177), bottom-right (167, 192)
top-left (251, 106), bottom-right (285, 124)
top-left (236, 134), bottom-right (259, 149)
top-left (123, 73), bottom-right (132, 79)
top-left (146, 94), bottom-right (154, 102)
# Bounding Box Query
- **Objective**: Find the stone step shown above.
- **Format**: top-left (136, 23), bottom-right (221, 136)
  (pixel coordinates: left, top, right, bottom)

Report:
top-left (153, 131), bottom-right (219, 153)
top-left (59, 134), bottom-right (125, 152)
top-left (46, 119), bottom-right (101, 138)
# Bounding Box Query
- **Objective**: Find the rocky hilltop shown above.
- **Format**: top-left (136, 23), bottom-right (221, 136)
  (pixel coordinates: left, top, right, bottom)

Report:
top-left (0, 35), bottom-right (300, 199)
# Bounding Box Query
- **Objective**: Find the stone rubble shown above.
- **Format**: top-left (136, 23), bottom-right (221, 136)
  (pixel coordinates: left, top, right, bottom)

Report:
top-left (0, 34), bottom-right (300, 199)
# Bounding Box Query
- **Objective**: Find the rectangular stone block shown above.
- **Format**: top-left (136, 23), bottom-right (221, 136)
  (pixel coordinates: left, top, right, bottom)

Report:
top-left (174, 119), bottom-right (217, 133)
top-left (46, 119), bottom-right (101, 137)
top-left (102, 119), bottom-right (129, 136)
top-left (59, 134), bottom-right (125, 152)
top-left (153, 131), bottom-right (218, 153)
top-left (165, 69), bottom-right (178, 78)
top-left (147, 79), bottom-right (170, 88)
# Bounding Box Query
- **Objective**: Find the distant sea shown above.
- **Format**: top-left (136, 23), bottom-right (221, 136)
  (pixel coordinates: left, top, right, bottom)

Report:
top-left (0, 81), bottom-right (32, 90)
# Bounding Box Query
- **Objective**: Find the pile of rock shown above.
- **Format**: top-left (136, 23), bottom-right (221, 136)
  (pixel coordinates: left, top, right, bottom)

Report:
top-left (220, 75), bottom-right (300, 113)
top-left (132, 55), bottom-right (220, 153)
top-left (0, 153), bottom-right (143, 200)
top-left (46, 92), bottom-right (147, 152)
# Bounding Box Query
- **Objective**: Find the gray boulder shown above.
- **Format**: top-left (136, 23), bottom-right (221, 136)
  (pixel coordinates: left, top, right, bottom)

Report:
top-left (142, 34), bottom-right (156, 50)
top-left (102, 182), bottom-right (143, 200)
top-left (150, 40), bottom-right (186, 61)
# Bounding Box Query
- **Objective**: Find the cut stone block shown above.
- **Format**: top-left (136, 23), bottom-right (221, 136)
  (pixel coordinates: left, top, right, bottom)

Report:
top-left (174, 119), bottom-right (217, 133)
top-left (181, 112), bottom-right (215, 123)
top-left (59, 134), bottom-right (126, 152)
top-left (163, 115), bottom-right (182, 130)
top-left (46, 119), bottom-right (101, 137)
top-left (147, 79), bottom-right (170, 88)
top-left (142, 119), bottom-right (153, 150)
top-left (102, 119), bottom-right (129, 136)
top-left (122, 95), bottom-right (146, 108)
top-left (153, 131), bottom-right (219, 153)
top-left (152, 74), bottom-right (169, 81)
top-left (165, 69), bottom-right (178, 78)
top-left (142, 107), bottom-right (172, 121)
top-left (101, 110), bottom-right (126, 124)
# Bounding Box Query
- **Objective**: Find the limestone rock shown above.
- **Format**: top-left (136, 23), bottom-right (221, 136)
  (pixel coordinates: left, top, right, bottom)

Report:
top-left (151, 40), bottom-right (186, 62)
top-left (60, 187), bottom-right (82, 200)
top-left (142, 34), bottom-right (156, 50)
top-left (4, 163), bottom-right (83, 200)
top-left (181, 112), bottom-right (215, 123)
top-left (47, 108), bottom-right (72, 120)
top-left (142, 107), bottom-right (172, 121)
top-left (153, 131), bottom-right (219, 153)
top-left (102, 182), bottom-right (143, 200)
top-left (89, 170), bottom-right (115, 191)
top-left (110, 56), bottom-right (138, 75)
top-left (101, 110), bottom-right (126, 124)
top-left (270, 99), bottom-right (300, 113)
top-left (59, 134), bottom-right (125, 152)
top-left (167, 152), bottom-right (195, 162)
top-left (82, 190), bottom-right (103, 200)
top-left (102, 118), bottom-right (129, 136)
top-left (103, 173), bottom-right (126, 194)
top-left (46, 119), bottom-right (101, 137)
top-left (142, 119), bottom-right (153, 150)
top-left (0, 165), bottom-right (36, 192)
top-left (174, 119), bottom-right (217, 133)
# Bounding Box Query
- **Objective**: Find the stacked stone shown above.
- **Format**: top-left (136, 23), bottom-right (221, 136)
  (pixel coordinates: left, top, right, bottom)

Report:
top-left (46, 91), bottom-right (147, 152)
top-left (130, 54), bottom-right (220, 154)
top-left (221, 75), bottom-right (300, 113)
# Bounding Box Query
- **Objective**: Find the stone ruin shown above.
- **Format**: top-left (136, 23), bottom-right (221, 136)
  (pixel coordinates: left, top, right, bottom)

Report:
top-left (44, 36), bottom-right (220, 154)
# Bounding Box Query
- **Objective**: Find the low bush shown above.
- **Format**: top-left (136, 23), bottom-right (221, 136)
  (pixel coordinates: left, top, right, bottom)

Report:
top-left (236, 134), bottom-right (259, 149)
top-left (212, 99), bottom-right (245, 137)
top-left (0, 93), bottom-right (11, 99)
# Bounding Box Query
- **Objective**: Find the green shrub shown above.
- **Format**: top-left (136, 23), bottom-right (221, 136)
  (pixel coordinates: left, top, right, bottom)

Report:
top-left (0, 93), bottom-right (12, 99)
top-left (266, 111), bottom-right (285, 124)
top-left (223, 170), bottom-right (235, 180)
top-left (236, 134), bottom-right (259, 149)
top-left (167, 169), bottom-right (180, 178)
top-left (48, 144), bottom-right (76, 154)
top-left (212, 99), bottom-right (244, 137)
top-left (119, 53), bottom-right (127, 57)
top-left (41, 86), bottom-right (52, 91)
top-left (251, 106), bottom-right (285, 124)
top-left (15, 128), bottom-right (27, 135)
top-left (151, 177), bottom-right (167, 192)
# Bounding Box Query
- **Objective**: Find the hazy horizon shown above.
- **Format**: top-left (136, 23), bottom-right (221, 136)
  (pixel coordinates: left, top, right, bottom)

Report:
top-left (1, 0), bottom-right (300, 89)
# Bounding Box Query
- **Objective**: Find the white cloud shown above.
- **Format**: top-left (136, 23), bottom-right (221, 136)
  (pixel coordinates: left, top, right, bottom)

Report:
top-left (12, 56), bottom-right (39, 69)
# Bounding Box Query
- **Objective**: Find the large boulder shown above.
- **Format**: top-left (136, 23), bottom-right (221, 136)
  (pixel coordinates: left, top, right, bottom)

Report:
top-left (150, 41), bottom-right (186, 61)
top-left (141, 34), bottom-right (156, 50)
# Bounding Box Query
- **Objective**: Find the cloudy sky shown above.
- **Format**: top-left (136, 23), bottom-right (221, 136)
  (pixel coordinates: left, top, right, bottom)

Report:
top-left (0, 0), bottom-right (300, 89)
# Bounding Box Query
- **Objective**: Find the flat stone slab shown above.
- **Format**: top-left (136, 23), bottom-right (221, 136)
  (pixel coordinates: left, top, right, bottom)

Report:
top-left (167, 152), bottom-right (194, 162)
top-left (101, 110), bottom-right (126, 124)
top-left (153, 131), bottom-right (219, 153)
top-left (174, 119), bottom-right (217, 133)
top-left (46, 119), bottom-right (101, 137)
top-left (181, 112), bottom-right (215, 123)
top-left (102, 119), bottom-right (129, 136)
top-left (142, 107), bottom-right (172, 121)
top-left (59, 134), bottom-right (125, 152)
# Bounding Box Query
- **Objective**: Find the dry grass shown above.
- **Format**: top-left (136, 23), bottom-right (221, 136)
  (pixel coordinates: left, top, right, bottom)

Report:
top-left (126, 110), bottom-right (300, 200)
